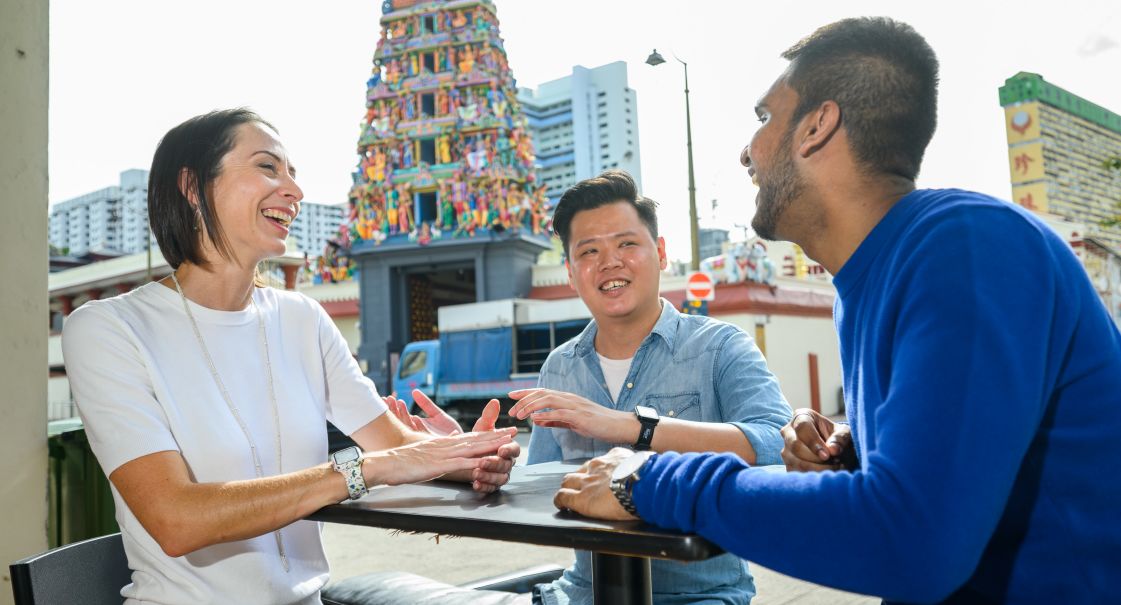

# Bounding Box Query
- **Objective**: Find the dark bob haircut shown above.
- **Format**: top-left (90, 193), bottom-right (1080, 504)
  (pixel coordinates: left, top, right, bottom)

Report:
top-left (782, 17), bottom-right (939, 181)
top-left (148, 108), bottom-right (276, 269)
top-left (552, 170), bottom-right (659, 258)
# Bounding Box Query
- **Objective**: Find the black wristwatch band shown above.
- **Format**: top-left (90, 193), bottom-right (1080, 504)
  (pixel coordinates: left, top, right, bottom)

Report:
top-left (633, 405), bottom-right (660, 451)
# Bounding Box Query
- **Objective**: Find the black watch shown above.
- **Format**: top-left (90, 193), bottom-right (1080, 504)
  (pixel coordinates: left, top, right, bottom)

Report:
top-left (632, 405), bottom-right (660, 451)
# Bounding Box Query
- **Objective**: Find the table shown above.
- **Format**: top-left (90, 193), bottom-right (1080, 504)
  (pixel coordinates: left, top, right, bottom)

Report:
top-left (308, 461), bottom-right (725, 605)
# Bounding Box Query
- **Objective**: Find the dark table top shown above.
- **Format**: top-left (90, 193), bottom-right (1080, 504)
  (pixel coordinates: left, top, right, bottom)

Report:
top-left (308, 461), bottom-right (724, 561)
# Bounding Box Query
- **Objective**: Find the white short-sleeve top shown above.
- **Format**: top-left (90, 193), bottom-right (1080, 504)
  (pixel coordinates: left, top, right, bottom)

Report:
top-left (62, 282), bottom-right (386, 605)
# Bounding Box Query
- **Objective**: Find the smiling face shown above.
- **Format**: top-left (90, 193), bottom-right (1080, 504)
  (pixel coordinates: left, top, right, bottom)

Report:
top-left (204, 122), bottom-right (303, 266)
top-left (741, 78), bottom-right (807, 241)
top-left (565, 201), bottom-right (667, 325)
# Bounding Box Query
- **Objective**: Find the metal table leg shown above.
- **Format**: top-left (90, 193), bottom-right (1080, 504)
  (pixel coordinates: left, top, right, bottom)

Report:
top-left (591, 552), bottom-right (652, 605)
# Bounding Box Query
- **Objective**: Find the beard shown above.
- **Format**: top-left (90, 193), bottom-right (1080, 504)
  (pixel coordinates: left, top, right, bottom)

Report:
top-left (751, 132), bottom-right (804, 241)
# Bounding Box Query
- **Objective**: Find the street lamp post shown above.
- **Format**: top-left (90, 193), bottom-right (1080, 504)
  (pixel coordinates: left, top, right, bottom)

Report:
top-left (646, 49), bottom-right (700, 271)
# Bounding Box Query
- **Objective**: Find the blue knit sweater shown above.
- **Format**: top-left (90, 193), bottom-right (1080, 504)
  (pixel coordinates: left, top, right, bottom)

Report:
top-left (632, 189), bottom-right (1121, 604)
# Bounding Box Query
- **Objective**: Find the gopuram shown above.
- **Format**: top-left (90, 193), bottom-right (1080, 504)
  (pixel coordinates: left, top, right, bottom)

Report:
top-left (321, 0), bottom-right (552, 393)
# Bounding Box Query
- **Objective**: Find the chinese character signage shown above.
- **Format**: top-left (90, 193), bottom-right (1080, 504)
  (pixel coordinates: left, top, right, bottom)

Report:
top-left (1008, 142), bottom-right (1046, 184)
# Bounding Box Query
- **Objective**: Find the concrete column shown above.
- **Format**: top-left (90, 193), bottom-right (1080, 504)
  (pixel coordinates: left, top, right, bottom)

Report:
top-left (282, 265), bottom-right (299, 290)
top-left (0, 0), bottom-right (50, 601)
top-left (58, 294), bottom-right (74, 316)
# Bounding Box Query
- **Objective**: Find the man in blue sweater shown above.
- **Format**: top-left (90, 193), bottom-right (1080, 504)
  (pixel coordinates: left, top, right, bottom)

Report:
top-left (553, 17), bottom-right (1121, 604)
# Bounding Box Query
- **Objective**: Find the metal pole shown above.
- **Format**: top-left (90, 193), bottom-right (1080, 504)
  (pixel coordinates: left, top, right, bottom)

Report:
top-left (592, 552), bottom-right (652, 605)
top-left (681, 60), bottom-right (700, 271)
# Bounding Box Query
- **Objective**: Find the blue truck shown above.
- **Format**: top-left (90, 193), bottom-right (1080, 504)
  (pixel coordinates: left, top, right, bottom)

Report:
top-left (391, 298), bottom-right (591, 422)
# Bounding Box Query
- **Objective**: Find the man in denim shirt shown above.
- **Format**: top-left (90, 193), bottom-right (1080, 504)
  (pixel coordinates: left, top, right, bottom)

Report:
top-left (509, 170), bottom-right (791, 605)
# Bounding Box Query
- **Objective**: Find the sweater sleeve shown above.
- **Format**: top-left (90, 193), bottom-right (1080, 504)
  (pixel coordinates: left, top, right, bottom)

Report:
top-left (631, 208), bottom-right (1059, 603)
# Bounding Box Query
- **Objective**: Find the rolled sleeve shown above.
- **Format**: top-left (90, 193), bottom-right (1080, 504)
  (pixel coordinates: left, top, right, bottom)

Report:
top-left (714, 329), bottom-right (791, 466)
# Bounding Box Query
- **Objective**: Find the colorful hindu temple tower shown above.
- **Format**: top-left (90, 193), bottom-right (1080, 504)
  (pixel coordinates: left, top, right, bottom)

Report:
top-left (337, 0), bottom-right (552, 393)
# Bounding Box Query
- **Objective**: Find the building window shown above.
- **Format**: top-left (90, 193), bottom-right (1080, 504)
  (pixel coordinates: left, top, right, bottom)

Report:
top-left (420, 138), bottom-right (437, 164)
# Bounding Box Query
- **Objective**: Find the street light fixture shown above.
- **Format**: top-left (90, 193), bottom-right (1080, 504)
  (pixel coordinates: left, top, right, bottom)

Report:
top-left (646, 48), bottom-right (700, 271)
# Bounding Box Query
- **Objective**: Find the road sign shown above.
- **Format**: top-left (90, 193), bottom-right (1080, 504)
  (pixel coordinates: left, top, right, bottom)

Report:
top-left (686, 271), bottom-right (715, 301)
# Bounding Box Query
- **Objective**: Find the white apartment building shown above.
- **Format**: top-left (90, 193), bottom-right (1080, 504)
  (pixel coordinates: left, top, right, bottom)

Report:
top-left (290, 201), bottom-right (346, 256)
top-left (518, 61), bottom-right (642, 202)
top-left (49, 169), bottom-right (151, 256)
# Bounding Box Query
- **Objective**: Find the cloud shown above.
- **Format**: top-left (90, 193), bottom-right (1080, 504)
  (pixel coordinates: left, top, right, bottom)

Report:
top-left (1077, 34), bottom-right (1120, 57)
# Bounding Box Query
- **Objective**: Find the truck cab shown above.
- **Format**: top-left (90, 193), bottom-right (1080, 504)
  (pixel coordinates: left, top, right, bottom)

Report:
top-left (392, 339), bottom-right (439, 410)
top-left (390, 298), bottom-right (591, 421)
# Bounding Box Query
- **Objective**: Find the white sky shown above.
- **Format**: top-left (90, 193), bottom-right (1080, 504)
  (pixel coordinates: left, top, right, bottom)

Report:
top-left (49, 0), bottom-right (1121, 262)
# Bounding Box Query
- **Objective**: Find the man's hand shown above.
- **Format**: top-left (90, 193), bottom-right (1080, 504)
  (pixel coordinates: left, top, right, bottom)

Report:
top-left (509, 388), bottom-right (637, 444)
top-left (385, 389), bottom-right (521, 492)
top-left (553, 448), bottom-right (639, 521)
top-left (780, 408), bottom-right (857, 472)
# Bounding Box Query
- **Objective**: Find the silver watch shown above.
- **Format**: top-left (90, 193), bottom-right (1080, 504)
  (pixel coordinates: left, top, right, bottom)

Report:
top-left (609, 450), bottom-right (656, 516)
top-left (331, 446), bottom-right (368, 501)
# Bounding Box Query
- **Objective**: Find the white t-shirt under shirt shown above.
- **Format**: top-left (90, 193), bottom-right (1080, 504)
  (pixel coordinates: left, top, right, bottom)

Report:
top-left (62, 282), bottom-right (387, 605)
top-left (596, 353), bottom-right (634, 403)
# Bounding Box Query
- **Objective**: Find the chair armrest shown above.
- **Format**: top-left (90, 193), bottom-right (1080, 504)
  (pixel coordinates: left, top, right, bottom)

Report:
top-left (459, 564), bottom-right (565, 593)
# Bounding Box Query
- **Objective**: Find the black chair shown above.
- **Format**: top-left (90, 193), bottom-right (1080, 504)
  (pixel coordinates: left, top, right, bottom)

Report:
top-left (9, 533), bottom-right (130, 605)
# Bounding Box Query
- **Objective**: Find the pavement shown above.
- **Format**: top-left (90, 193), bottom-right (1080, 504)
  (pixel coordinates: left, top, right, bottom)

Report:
top-left (321, 431), bottom-right (877, 604)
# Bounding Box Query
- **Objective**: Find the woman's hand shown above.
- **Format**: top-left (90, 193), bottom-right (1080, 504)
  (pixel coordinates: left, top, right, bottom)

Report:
top-left (362, 428), bottom-right (517, 487)
top-left (385, 390), bottom-right (503, 436)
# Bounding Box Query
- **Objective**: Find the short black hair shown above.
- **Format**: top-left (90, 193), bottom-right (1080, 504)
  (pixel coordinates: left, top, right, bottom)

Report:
top-left (148, 108), bottom-right (276, 268)
top-left (782, 17), bottom-right (939, 180)
top-left (552, 170), bottom-right (659, 257)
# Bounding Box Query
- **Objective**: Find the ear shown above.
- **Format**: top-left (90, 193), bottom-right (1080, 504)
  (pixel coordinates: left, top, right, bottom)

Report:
top-left (796, 100), bottom-right (842, 159)
top-left (656, 237), bottom-right (668, 270)
top-left (564, 258), bottom-right (577, 291)
top-left (177, 167), bottom-right (201, 208)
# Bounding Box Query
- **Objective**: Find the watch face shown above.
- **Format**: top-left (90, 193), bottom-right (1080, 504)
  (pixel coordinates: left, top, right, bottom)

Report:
top-left (611, 450), bottom-right (655, 481)
top-left (635, 405), bottom-right (659, 422)
top-left (332, 446), bottom-right (361, 465)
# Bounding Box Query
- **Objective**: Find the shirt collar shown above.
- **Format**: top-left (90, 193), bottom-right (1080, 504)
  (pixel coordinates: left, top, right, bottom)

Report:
top-left (573, 298), bottom-right (681, 357)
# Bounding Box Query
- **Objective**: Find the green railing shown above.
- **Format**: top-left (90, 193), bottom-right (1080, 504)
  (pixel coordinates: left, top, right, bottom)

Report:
top-left (47, 421), bottom-right (118, 548)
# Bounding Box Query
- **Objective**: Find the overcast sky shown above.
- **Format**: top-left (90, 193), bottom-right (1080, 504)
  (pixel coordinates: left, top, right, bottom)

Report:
top-left (50, 0), bottom-right (1121, 261)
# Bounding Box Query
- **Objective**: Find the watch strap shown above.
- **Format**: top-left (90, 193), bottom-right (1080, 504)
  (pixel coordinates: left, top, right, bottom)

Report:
top-left (633, 406), bottom-right (659, 451)
top-left (333, 458), bottom-right (368, 501)
top-left (610, 476), bottom-right (640, 516)
top-left (610, 451), bottom-right (655, 516)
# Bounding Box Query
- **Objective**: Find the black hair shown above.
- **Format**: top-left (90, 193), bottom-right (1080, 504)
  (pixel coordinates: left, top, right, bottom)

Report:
top-left (551, 170), bottom-right (659, 257)
top-left (148, 108), bottom-right (276, 268)
top-left (782, 17), bottom-right (939, 180)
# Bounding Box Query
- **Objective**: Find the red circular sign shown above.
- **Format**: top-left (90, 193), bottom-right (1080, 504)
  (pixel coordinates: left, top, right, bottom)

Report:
top-left (686, 272), bottom-right (714, 301)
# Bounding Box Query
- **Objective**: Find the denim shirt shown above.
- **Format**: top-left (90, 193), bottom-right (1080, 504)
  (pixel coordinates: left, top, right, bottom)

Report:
top-left (528, 300), bottom-right (791, 605)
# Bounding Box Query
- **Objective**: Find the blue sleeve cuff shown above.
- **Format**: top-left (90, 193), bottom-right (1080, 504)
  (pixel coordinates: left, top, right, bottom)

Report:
top-left (730, 421), bottom-right (785, 466)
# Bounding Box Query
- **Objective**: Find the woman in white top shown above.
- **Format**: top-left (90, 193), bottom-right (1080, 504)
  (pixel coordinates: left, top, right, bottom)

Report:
top-left (62, 108), bottom-right (519, 605)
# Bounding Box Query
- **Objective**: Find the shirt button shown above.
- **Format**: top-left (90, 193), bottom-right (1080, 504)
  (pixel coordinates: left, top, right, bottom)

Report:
top-left (626, 382), bottom-right (633, 389)
top-left (667, 410), bottom-right (676, 417)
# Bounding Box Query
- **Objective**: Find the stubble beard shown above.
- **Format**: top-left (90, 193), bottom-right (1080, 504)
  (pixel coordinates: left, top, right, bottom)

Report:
top-left (751, 133), bottom-right (804, 242)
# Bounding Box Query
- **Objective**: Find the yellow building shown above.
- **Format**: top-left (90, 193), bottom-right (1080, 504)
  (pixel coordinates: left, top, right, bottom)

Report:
top-left (1000, 72), bottom-right (1121, 250)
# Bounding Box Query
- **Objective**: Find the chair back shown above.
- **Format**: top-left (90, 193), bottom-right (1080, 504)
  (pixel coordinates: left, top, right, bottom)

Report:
top-left (9, 533), bottom-right (130, 605)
